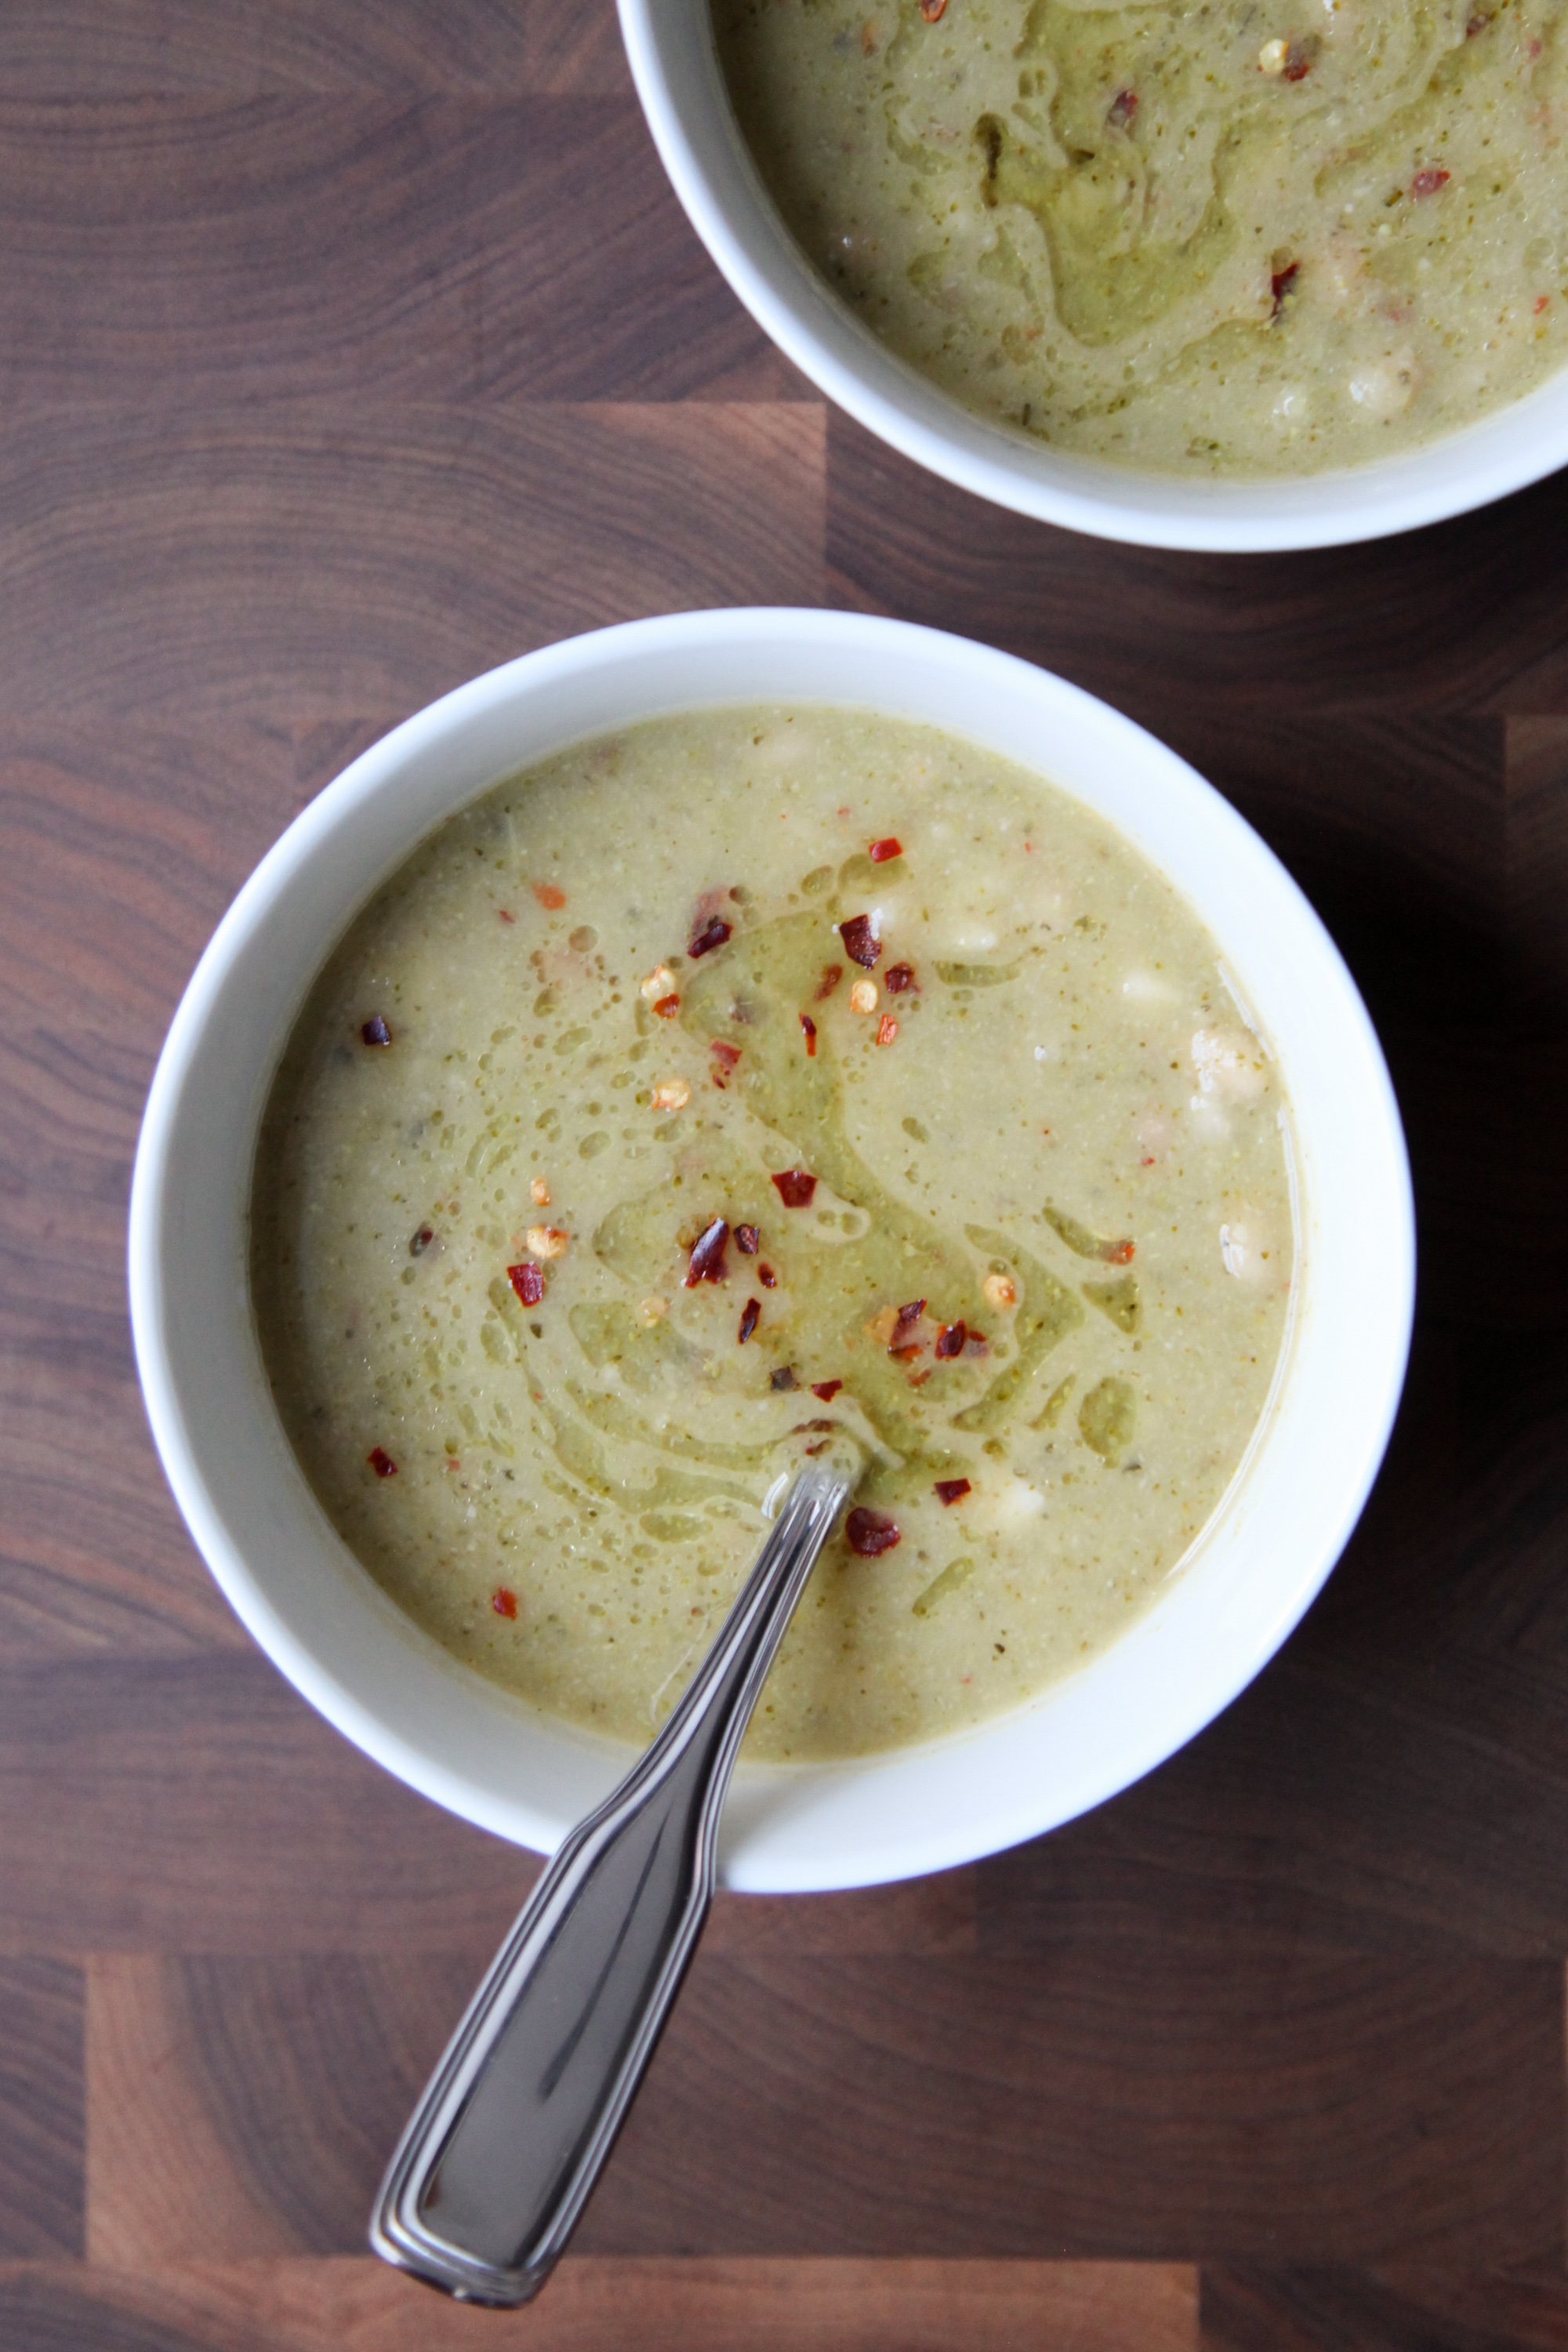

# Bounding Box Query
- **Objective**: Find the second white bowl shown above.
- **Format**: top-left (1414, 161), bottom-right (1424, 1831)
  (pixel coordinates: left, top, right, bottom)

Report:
top-left (619, 0), bottom-right (1568, 552)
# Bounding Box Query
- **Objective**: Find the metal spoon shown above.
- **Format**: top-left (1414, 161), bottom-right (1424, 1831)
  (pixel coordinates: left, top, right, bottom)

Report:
top-left (368, 1460), bottom-right (851, 2306)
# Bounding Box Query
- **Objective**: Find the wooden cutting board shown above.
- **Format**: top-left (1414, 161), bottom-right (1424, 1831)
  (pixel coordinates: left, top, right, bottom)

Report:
top-left (1, 2), bottom-right (1565, 2343)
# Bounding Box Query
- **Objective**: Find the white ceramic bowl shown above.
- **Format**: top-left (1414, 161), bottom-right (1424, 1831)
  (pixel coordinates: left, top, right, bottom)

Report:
top-left (129, 609), bottom-right (1412, 1891)
top-left (619, 0), bottom-right (1568, 553)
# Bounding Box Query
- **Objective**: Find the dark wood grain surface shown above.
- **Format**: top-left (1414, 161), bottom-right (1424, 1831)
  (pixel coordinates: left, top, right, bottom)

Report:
top-left (3, 2), bottom-right (1568, 2343)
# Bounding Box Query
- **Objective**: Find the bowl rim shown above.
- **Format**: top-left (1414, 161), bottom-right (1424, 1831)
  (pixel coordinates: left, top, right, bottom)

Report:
top-left (128, 608), bottom-right (1415, 1889)
top-left (618, 0), bottom-right (1568, 553)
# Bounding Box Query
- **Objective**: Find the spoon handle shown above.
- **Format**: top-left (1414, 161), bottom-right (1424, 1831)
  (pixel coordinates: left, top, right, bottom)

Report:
top-left (368, 1461), bottom-right (850, 2306)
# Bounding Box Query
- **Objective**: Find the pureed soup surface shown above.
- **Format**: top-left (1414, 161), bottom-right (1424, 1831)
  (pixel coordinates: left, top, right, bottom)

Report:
top-left (252, 710), bottom-right (1295, 1762)
top-left (713, 0), bottom-right (1568, 476)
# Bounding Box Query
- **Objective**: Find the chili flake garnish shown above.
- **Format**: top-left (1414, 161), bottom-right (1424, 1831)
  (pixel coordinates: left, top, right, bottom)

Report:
top-left (1108, 86), bottom-right (1138, 127)
top-left (934, 1478), bottom-right (972, 1506)
top-left (526, 1225), bottom-right (569, 1259)
top-left (759, 1264), bottom-right (778, 1289)
top-left (710, 1038), bottom-right (742, 1074)
top-left (815, 964), bottom-right (844, 1000)
top-left (361, 1014), bottom-right (392, 1047)
top-left (771, 1366), bottom-right (797, 1390)
top-left (686, 1218), bottom-right (730, 1286)
top-left (840, 913), bottom-right (881, 968)
top-left (508, 1261), bottom-right (546, 1307)
top-left (1270, 261), bottom-right (1299, 317)
top-left (800, 1011), bottom-right (818, 1056)
top-left (689, 916), bottom-right (732, 958)
top-left (368, 1447), bottom-right (397, 1476)
top-left (652, 993), bottom-right (681, 1019)
top-left (532, 880), bottom-right (567, 910)
top-left (869, 837), bottom-right (903, 862)
top-left (1105, 1239), bottom-right (1136, 1264)
top-left (876, 1014), bottom-right (899, 1047)
top-left (935, 1321), bottom-right (967, 1358)
top-left (811, 1378), bottom-right (844, 1401)
top-left (738, 1298), bottom-right (761, 1344)
top-left (846, 1507), bottom-right (901, 1556)
top-left (890, 1298), bottom-right (926, 1352)
top-left (1282, 42), bottom-right (1311, 76)
top-left (736, 1224), bottom-right (760, 1255)
top-left (1410, 166), bottom-right (1450, 198)
top-left (884, 964), bottom-right (916, 994)
top-left (771, 1170), bottom-right (818, 1207)
top-left (409, 1225), bottom-right (434, 1257)
top-left (492, 1587), bottom-right (518, 1619)
top-left (920, 0), bottom-right (946, 18)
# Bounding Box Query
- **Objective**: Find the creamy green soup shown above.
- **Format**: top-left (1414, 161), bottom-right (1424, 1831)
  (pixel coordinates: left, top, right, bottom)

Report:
top-left (252, 710), bottom-right (1295, 1760)
top-left (713, 0), bottom-right (1568, 475)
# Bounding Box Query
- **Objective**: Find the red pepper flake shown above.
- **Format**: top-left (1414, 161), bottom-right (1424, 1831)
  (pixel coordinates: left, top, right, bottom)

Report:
top-left (738, 1297), bottom-right (761, 1344)
top-left (884, 964), bottom-right (916, 994)
top-left (811, 1378), bottom-right (844, 1401)
top-left (759, 1264), bottom-right (778, 1289)
top-left (840, 913), bottom-right (881, 968)
top-left (1104, 1239), bottom-right (1136, 1265)
top-left (920, 0), bottom-right (946, 16)
top-left (492, 1586), bottom-right (518, 1619)
top-left (876, 1014), bottom-right (899, 1047)
top-left (368, 1446), bottom-right (397, 1477)
top-left (508, 1261), bottom-right (546, 1307)
top-left (735, 1224), bottom-right (760, 1255)
top-left (710, 1038), bottom-right (742, 1087)
top-left (890, 1298), bottom-right (926, 1352)
top-left (1281, 42), bottom-right (1311, 76)
top-left (1410, 167), bottom-right (1450, 198)
top-left (361, 1014), bottom-right (392, 1047)
top-left (410, 1224), bottom-right (434, 1257)
top-left (652, 993), bottom-right (681, 1019)
top-left (869, 836), bottom-right (904, 863)
top-left (815, 964), bottom-right (844, 1000)
top-left (935, 1478), bottom-right (972, 1506)
top-left (800, 1011), bottom-right (818, 1056)
top-left (846, 1507), bottom-right (900, 1556)
top-left (1270, 260), bottom-right (1299, 317)
top-left (771, 1170), bottom-right (818, 1207)
top-left (689, 916), bottom-right (732, 958)
top-left (685, 1217), bottom-right (730, 1287)
top-left (1108, 86), bottom-right (1138, 127)
top-left (935, 1321), bottom-right (967, 1359)
top-left (532, 881), bottom-right (567, 910)
top-left (1536, 293), bottom-right (1550, 314)
top-left (498, 909), bottom-right (515, 924)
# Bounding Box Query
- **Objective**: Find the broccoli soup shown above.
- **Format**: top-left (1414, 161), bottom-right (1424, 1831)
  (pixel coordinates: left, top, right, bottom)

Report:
top-left (251, 709), bottom-right (1295, 1761)
top-left (713, 0), bottom-right (1568, 477)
